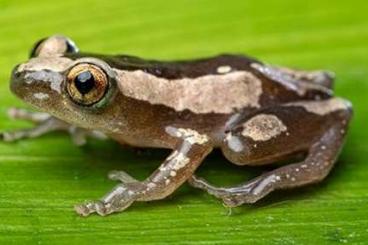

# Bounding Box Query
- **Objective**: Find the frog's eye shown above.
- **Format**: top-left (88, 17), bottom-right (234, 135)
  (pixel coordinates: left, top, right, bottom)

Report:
top-left (30, 38), bottom-right (47, 58)
top-left (30, 35), bottom-right (79, 58)
top-left (66, 64), bottom-right (108, 106)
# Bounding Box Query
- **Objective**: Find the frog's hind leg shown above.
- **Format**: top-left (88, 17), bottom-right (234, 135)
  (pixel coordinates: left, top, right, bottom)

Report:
top-left (278, 66), bottom-right (335, 89)
top-left (271, 65), bottom-right (335, 89)
top-left (189, 98), bottom-right (352, 207)
top-left (1, 107), bottom-right (107, 146)
top-left (252, 63), bottom-right (335, 90)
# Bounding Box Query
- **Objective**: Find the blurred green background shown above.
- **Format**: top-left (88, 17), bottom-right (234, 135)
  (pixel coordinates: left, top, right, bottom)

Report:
top-left (0, 0), bottom-right (367, 244)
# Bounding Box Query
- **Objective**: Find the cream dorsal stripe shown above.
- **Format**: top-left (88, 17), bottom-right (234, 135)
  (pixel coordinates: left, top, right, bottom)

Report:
top-left (285, 98), bottom-right (351, 115)
top-left (115, 70), bottom-right (263, 114)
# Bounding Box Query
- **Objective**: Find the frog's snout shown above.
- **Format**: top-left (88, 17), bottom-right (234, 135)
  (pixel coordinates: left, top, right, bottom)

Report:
top-left (11, 64), bottom-right (21, 79)
top-left (10, 64), bottom-right (24, 96)
top-left (9, 63), bottom-right (63, 108)
top-left (10, 64), bottom-right (33, 100)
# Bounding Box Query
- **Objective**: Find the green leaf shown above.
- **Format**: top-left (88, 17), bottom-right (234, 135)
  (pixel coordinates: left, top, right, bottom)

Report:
top-left (0, 0), bottom-right (367, 244)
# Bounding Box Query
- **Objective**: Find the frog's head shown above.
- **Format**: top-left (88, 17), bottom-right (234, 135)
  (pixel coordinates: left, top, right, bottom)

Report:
top-left (10, 35), bottom-right (120, 130)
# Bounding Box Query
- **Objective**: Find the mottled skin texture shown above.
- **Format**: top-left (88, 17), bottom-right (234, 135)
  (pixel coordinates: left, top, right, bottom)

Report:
top-left (2, 35), bottom-right (352, 216)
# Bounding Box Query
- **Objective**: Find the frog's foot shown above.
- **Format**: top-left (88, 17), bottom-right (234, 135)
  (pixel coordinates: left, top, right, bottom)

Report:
top-left (75, 172), bottom-right (140, 216)
top-left (1, 107), bottom-right (107, 146)
top-left (188, 175), bottom-right (264, 207)
top-left (75, 184), bottom-right (138, 217)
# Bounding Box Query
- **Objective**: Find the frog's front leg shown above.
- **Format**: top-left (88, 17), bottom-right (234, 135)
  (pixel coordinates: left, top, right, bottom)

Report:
top-left (189, 98), bottom-right (352, 207)
top-left (1, 108), bottom-right (107, 146)
top-left (75, 129), bottom-right (213, 216)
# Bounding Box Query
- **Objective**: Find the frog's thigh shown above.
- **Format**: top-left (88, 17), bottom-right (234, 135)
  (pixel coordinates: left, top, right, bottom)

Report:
top-left (222, 106), bottom-right (328, 166)
top-left (191, 99), bottom-right (352, 206)
top-left (273, 66), bottom-right (335, 89)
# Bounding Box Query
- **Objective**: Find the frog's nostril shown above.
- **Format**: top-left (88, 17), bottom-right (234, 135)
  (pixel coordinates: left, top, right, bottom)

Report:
top-left (10, 65), bottom-right (25, 95)
top-left (11, 65), bottom-right (21, 79)
top-left (13, 71), bottom-right (20, 79)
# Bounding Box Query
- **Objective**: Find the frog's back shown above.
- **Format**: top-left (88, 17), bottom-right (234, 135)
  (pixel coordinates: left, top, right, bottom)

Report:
top-left (68, 53), bottom-right (333, 112)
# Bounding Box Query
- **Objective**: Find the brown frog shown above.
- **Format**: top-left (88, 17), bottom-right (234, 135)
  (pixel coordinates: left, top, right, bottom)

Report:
top-left (2, 35), bottom-right (353, 216)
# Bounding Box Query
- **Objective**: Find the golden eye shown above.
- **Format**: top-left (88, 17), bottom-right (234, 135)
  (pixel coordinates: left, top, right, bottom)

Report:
top-left (66, 64), bottom-right (108, 106)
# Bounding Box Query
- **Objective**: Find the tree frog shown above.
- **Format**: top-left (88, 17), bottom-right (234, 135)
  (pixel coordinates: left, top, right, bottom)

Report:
top-left (2, 35), bottom-right (353, 216)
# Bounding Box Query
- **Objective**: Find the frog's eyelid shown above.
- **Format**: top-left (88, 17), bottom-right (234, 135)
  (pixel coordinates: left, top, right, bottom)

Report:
top-left (29, 38), bottom-right (47, 58)
top-left (70, 58), bottom-right (116, 78)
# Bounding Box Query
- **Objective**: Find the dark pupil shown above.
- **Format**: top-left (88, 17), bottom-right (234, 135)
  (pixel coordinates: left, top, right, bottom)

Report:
top-left (74, 71), bottom-right (95, 95)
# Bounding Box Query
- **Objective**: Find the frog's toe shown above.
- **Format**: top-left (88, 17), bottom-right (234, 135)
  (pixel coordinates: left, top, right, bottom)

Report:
top-left (75, 200), bottom-right (110, 217)
top-left (74, 202), bottom-right (95, 217)
top-left (0, 131), bottom-right (27, 142)
top-left (69, 128), bottom-right (107, 146)
top-left (69, 128), bottom-right (88, 146)
top-left (7, 107), bottom-right (50, 123)
top-left (221, 196), bottom-right (241, 207)
top-left (108, 170), bottom-right (138, 183)
top-left (221, 193), bottom-right (258, 207)
top-left (75, 197), bottom-right (134, 217)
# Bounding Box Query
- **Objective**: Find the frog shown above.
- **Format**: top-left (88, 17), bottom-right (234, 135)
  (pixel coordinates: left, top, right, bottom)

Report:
top-left (2, 35), bottom-right (353, 217)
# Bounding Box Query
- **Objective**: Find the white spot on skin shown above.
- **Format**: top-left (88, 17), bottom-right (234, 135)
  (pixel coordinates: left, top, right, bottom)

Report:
top-left (165, 179), bottom-right (171, 185)
top-left (217, 66), bottom-right (232, 74)
top-left (33, 92), bottom-right (49, 100)
top-left (115, 70), bottom-right (263, 113)
top-left (285, 98), bottom-right (351, 116)
top-left (24, 70), bottom-right (63, 93)
top-left (175, 128), bottom-right (209, 145)
top-left (170, 151), bottom-right (190, 170)
top-left (242, 114), bottom-right (287, 141)
top-left (147, 183), bottom-right (157, 189)
top-left (161, 150), bottom-right (191, 174)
